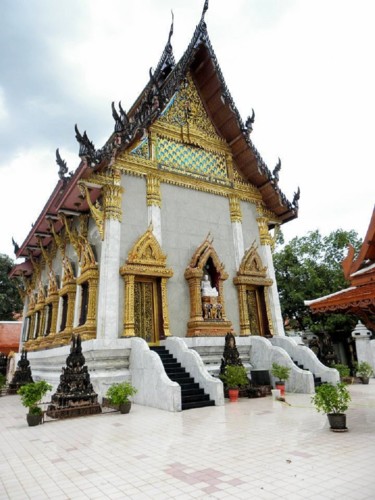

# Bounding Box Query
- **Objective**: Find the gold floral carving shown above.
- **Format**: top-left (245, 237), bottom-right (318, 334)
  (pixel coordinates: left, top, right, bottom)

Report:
top-left (229, 195), bottom-right (242, 223)
top-left (146, 174), bottom-right (161, 207)
top-left (79, 183), bottom-right (104, 240)
top-left (233, 244), bottom-right (273, 336)
top-left (159, 73), bottom-right (224, 144)
top-left (257, 216), bottom-right (273, 247)
top-left (184, 235), bottom-right (232, 337)
top-left (103, 183), bottom-right (123, 222)
top-left (120, 225), bottom-right (173, 338)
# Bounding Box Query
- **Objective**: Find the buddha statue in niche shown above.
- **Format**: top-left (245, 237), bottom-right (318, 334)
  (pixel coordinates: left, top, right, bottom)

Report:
top-left (201, 274), bottom-right (218, 297)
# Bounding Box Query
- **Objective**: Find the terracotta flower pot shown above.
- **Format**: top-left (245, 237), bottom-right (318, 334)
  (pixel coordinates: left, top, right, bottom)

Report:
top-left (275, 382), bottom-right (285, 397)
top-left (228, 388), bottom-right (239, 402)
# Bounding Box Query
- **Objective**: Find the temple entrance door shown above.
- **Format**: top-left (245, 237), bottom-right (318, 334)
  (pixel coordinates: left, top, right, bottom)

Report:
top-left (134, 277), bottom-right (162, 344)
top-left (246, 286), bottom-right (271, 337)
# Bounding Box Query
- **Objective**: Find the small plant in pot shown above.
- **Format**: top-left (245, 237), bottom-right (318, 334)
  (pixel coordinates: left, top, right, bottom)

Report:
top-left (106, 381), bottom-right (137, 414)
top-left (18, 380), bottom-right (52, 426)
top-left (221, 364), bottom-right (249, 402)
top-left (271, 363), bottom-right (291, 397)
top-left (355, 361), bottom-right (373, 384)
top-left (332, 363), bottom-right (351, 383)
top-left (0, 373), bottom-right (6, 395)
top-left (311, 382), bottom-right (351, 431)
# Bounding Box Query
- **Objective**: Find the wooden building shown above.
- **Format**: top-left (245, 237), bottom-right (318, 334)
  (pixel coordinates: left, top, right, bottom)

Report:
top-left (306, 206), bottom-right (375, 331)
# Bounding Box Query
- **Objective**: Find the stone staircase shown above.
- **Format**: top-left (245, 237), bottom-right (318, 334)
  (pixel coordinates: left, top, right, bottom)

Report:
top-left (293, 359), bottom-right (322, 387)
top-left (150, 346), bottom-right (215, 410)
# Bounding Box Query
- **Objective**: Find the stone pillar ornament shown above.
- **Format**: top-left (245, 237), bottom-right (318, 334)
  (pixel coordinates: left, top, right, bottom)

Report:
top-left (352, 321), bottom-right (373, 369)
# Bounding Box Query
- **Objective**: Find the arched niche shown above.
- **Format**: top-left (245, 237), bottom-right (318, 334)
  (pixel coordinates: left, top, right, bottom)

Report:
top-left (233, 244), bottom-right (274, 336)
top-left (120, 225), bottom-right (173, 342)
top-left (184, 235), bottom-right (232, 337)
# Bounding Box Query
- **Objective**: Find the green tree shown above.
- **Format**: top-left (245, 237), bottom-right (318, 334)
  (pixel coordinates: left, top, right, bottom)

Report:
top-left (0, 254), bottom-right (23, 320)
top-left (273, 229), bottom-right (362, 334)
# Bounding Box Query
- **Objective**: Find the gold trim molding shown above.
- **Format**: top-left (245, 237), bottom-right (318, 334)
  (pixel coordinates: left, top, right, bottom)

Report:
top-left (233, 244), bottom-right (274, 336)
top-left (184, 235), bottom-right (232, 337)
top-left (120, 225), bottom-right (173, 338)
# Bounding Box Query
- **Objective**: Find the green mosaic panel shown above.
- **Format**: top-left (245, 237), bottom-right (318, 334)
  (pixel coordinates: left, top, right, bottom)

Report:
top-left (157, 138), bottom-right (227, 180)
top-left (130, 138), bottom-right (149, 159)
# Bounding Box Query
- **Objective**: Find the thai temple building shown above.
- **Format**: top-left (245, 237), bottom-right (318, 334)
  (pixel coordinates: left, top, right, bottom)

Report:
top-left (10, 2), bottom-right (339, 410)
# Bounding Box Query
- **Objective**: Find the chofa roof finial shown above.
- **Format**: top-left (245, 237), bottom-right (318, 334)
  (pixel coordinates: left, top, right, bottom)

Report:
top-left (168, 10), bottom-right (174, 45)
top-left (201, 0), bottom-right (209, 21)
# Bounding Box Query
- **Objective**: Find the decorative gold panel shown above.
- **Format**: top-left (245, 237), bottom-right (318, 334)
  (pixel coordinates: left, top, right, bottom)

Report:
top-left (134, 280), bottom-right (154, 343)
top-left (120, 225), bottom-right (173, 339)
top-left (130, 138), bottom-right (149, 159)
top-left (159, 73), bottom-right (221, 141)
top-left (185, 235), bottom-right (232, 337)
top-left (233, 243), bottom-right (273, 336)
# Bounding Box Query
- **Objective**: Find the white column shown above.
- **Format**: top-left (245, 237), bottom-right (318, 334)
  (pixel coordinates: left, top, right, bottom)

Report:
top-left (148, 205), bottom-right (162, 246)
top-left (261, 245), bottom-right (284, 336)
top-left (73, 268), bottom-right (81, 327)
top-left (232, 221), bottom-right (244, 270)
top-left (97, 218), bottom-right (122, 340)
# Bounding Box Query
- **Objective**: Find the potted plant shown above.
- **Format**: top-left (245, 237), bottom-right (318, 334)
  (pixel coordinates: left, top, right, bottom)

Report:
top-left (0, 373), bottom-right (6, 395)
top-left (18, 380), bottom-right (52, 426)
top-left (221, 364), bottom-right (249, 402)
top-left (355, 361), bottom-right (373, 384)
top-left (106, 381), bottom-right (137, 414)
top-left (332, 363), bottom-right (351, 383)
top-left (271, 362), bottom-right (291, 397)
top-left (311, 382), bottom-right (351, 431)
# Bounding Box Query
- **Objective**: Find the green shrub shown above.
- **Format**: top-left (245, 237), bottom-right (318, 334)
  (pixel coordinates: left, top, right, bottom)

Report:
top-left (0, 374), bottom-right (6, 390)
top-left (221, 365), bottom-right (249, 389)
top-left (332, 364), bottom-right (350, 379)
top-left (18, 380), bottom-right (52, 415)
top-left (106, 382), bottom-right (137, 405)
top-left (271, 363), bottom-right (291, 382)
top-left (311, 382), bottom-right (351, 414)
top-left (355, 361), bottom-right (373, 378)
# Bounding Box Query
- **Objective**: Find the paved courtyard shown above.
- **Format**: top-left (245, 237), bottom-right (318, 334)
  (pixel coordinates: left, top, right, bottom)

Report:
top-left (1, 382), bottom-right (375, 499)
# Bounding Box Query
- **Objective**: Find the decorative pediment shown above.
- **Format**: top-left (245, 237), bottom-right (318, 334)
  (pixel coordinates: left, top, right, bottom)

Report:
top-left (159, 74), bottom-right (221, 142)
top-left (238, 244), bottom-right (267, 278)
top-left (122, 225), bottom-right (173, 278)
top-left (185, 234), bottom-right (228, 279)
top-left (127, 225), bottom-right (166, 266)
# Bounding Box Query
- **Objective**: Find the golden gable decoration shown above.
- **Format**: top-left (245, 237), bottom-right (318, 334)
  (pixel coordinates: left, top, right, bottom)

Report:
top-left (120, 225), bottom-right (173, 338)
top-left (185, 234), bottom-right (232, 337)
top-left (234, 244), bottom-right (273, 336)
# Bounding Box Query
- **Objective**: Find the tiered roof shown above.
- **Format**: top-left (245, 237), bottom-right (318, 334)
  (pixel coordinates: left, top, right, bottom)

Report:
top-left (306, 206), bottom-right (375, 330)
top-left (12, 1), bottom-right (299, 270)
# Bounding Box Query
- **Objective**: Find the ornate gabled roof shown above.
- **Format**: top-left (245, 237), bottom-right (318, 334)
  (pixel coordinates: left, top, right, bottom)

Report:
top-left (107, 0), bottom-right (299, 222)
top-left (12, 1), bottom-right (298, 267)
top-left (306, 206), bottom-right (375, 330)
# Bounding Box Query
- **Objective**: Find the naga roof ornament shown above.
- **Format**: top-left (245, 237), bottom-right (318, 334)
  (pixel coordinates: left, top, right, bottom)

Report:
top-left (56, 148), bottom-right (73, 181)
top-left (74, 124), bottom-right (114, 168)
top-left (272, 158), bottom-right (281, 182)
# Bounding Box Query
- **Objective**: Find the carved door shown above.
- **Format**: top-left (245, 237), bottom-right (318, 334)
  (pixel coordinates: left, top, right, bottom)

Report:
top-left (134, 278), bottom-right (161, 344)
top-left (246, 287), bottom-right (270, 337)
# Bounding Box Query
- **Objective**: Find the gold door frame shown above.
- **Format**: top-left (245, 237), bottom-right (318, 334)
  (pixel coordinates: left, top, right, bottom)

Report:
top-left (134, 277), bottom-right (161, 344)
top-left (233, 243), bottom-right (274, 336)
top-left (120, 225), bottom-right (173, 340)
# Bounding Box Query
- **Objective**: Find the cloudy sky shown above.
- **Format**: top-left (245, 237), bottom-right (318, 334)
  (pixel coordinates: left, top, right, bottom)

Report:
top-left (0, 0), bottom-right (374, 260)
